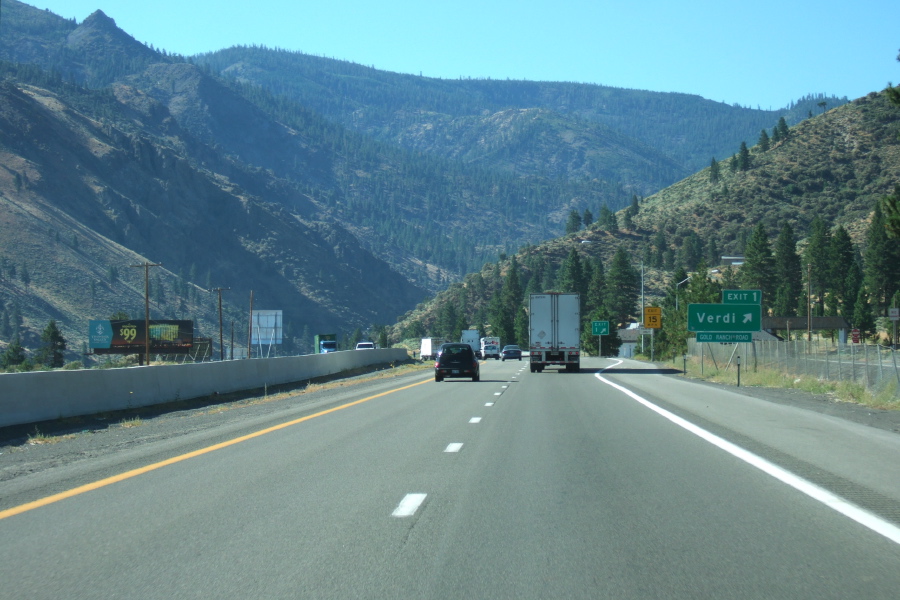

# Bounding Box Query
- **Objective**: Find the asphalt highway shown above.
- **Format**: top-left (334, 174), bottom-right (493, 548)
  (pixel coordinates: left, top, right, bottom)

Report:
top-left (2, 357), bottom-right (899, 599)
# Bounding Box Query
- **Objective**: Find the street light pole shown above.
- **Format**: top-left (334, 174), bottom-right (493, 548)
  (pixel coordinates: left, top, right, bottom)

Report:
top-left (675, 276), bottom-right (690, 311)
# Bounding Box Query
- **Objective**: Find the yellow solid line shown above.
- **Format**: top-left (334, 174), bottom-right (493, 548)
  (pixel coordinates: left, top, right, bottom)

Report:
top-left (0, 377), bottom-right (432, 521)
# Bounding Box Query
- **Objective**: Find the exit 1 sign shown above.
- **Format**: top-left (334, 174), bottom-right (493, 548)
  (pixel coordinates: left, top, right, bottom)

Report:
top-left (722, 289), bottom-right (761, 304)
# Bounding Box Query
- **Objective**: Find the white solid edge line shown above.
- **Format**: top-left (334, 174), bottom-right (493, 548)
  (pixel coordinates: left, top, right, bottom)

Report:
top-left (392, 493), bottom-right (427, 517)
top-left (595, 361), bottom-right (900, 546)
top-left (444, 443), bottom-right (463, 453)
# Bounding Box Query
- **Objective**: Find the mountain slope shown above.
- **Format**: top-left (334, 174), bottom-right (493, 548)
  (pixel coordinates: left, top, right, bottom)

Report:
top-left (633, 91), bottom-right (900, 251)
top-left (0, 73), bottom-right (425, 357)
top-left (195, 45), bottom-right (848, 175)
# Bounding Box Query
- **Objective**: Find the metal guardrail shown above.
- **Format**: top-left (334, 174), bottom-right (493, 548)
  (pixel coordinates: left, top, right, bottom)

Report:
top-left (686, 339), bottom-right (900, 398)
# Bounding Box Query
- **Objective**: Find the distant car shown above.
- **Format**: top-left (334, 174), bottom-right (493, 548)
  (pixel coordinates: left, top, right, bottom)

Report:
top-left (434, 343), bottom-right (480, 382)
top-left (501, 345), bottom-right (522, 361)
top-left (355, 341), bottom-right (376, 350)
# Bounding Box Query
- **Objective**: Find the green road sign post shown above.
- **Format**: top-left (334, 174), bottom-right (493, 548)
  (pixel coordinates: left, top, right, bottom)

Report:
top-left (688, 304), bottom-right (762, 333)
top-left (591, 321), bottom-right (609, 336)
top-left (722, 290), bottom-right (761, 304)
top-left (592, 321), bottom-right (609, 356)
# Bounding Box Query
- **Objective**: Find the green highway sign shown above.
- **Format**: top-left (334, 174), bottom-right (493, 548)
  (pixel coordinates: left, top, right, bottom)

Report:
top-left (688, 303), bottom-right (762, 332)
top-left (696, 332), bottom-right (752, 343)
top-left (591, 320), bottom-right (610, 336)
top-left (722, 289), bottom-right (761, 304)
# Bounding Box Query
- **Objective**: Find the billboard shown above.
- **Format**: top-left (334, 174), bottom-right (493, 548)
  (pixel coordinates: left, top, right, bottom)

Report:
top-left (250, 310), bottom-right (283, 345)
top-left (89, 320), bottom-right (194, 354)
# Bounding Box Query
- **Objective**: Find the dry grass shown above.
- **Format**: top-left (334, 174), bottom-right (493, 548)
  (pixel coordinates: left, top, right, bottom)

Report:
top-left (26, 427), bottom-right (76, 445)
top-left (119, 416), bottom-right (144, 428)
top-left (680, 356), bottom-right (900, 410)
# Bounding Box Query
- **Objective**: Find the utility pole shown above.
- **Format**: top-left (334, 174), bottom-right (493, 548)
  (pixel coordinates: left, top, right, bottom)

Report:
top-left (640, 260), bottom-right (645, 354)
top-left (807, 263), bottom-right (812, 342)
top-left (211, 287), bottom-right (230, 361)
top-left (130, 262), bottom-right (162, 366)
top-left (247, 290), bottom-right (254, 359)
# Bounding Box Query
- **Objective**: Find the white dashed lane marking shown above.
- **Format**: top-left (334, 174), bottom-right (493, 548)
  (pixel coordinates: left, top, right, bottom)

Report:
top-left (392, 493), bottom-right (427, 517)
top-left (469, 417), bottom-right (482, 424)
top-left (444, 443), bottom-right (463, 453)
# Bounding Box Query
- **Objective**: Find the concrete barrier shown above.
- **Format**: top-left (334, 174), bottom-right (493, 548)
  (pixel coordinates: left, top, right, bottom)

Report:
top-left (0, 348), bottom-right (409, 428)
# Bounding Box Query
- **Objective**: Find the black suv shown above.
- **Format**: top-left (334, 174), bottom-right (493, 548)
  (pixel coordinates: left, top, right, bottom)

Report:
top-left (434, 343), bottom-right (480, 382)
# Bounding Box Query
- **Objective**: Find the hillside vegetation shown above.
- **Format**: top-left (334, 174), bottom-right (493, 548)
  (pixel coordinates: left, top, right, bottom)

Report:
top-left (393, 91), bottom-right (900, 356)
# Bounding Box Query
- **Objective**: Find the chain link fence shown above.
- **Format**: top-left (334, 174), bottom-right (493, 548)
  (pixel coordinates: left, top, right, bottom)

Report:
top-left (686, 339), bottom-right (900, 399)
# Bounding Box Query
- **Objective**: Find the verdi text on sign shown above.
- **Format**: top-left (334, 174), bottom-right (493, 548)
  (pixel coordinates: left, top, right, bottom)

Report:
top-left (687, 304), bottom-right (762, 333)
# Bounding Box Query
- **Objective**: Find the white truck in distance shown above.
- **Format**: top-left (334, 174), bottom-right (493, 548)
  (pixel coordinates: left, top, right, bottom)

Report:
top-left (419, 338), bottom-right (445, 361)
top-left (480, 337), bottom-right (501, 360)
top-left (529, 293), bottom-right (581, 373)
top-left (460, 329), bottom-right (480, 357)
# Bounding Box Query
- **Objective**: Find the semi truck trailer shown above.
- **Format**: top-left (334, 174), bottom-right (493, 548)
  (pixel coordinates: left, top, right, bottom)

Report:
top-left (529, 293), bottom-right (581, 372)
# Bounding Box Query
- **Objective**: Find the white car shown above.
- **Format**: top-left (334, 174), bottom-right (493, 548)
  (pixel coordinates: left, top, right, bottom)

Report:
top-left (355, 341), bottom-right (376, 350)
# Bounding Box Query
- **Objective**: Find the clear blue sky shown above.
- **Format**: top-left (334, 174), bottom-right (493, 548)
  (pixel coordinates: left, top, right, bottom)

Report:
top-left (27, 0), bottom-right (900, 110)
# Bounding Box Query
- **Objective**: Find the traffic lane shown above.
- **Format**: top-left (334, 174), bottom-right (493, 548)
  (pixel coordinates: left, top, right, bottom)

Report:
top-left (0, 372), bottom-right (508, 599)
top-left (0, 369), bottom-right (445, 512)
top-left (599, 357), bottom-right (900, 508)
top-left (398, 363), bottom-right (900, 598)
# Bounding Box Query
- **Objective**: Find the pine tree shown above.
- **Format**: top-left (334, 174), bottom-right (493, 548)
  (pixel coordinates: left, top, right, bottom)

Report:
top-left (803, 216), bottom-right (832, 316)
top-left (565, 210), bottom-right (582, 234)
top-left (881, 184), bottom-right (900, 239)
top-left (513, 305), bottom-right (529, 348)
top-left (705, 238), bottom-right (719, 266)
top-left (739, 223), bottom-right (776, 310)
top-left (556, 248), bottom-right (586, 297)
top-left (852, 288), bottom-right (876, 340)
top-left (776, 117), bottom-right (789, 140)
top-left (582, 209), bottom-right (594, 228)
top-left (737, 141), bottom-right (751, 171)
top-left (584, 257), bottom-right (606, 316)
top-left (598, 205), bottom-right (617, 232)
top-left (652, 229), bottom-right (667, 268)
top-left (676, 232), bottom-right (703, 271)
top-left (771, 124), bottom-right (782, 144)
top-left (1, 335), bottom-right (26, 369)
top-left (772, 222), bottom-right (802, 316)
top-left (829, 226), bottom-right (859, 314)
top-left (758, 129), bottom-right (770, 151)
top-left (603, 247), bottom-right (639, 327)
top-left (709, 158), bottom-right (720, 184)
top-left (491, 257), bottom-right (523, 344)
top-left (863, 202), bottom-right (900, 313)
top-left (36, 320), bottom-right (67, 368)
